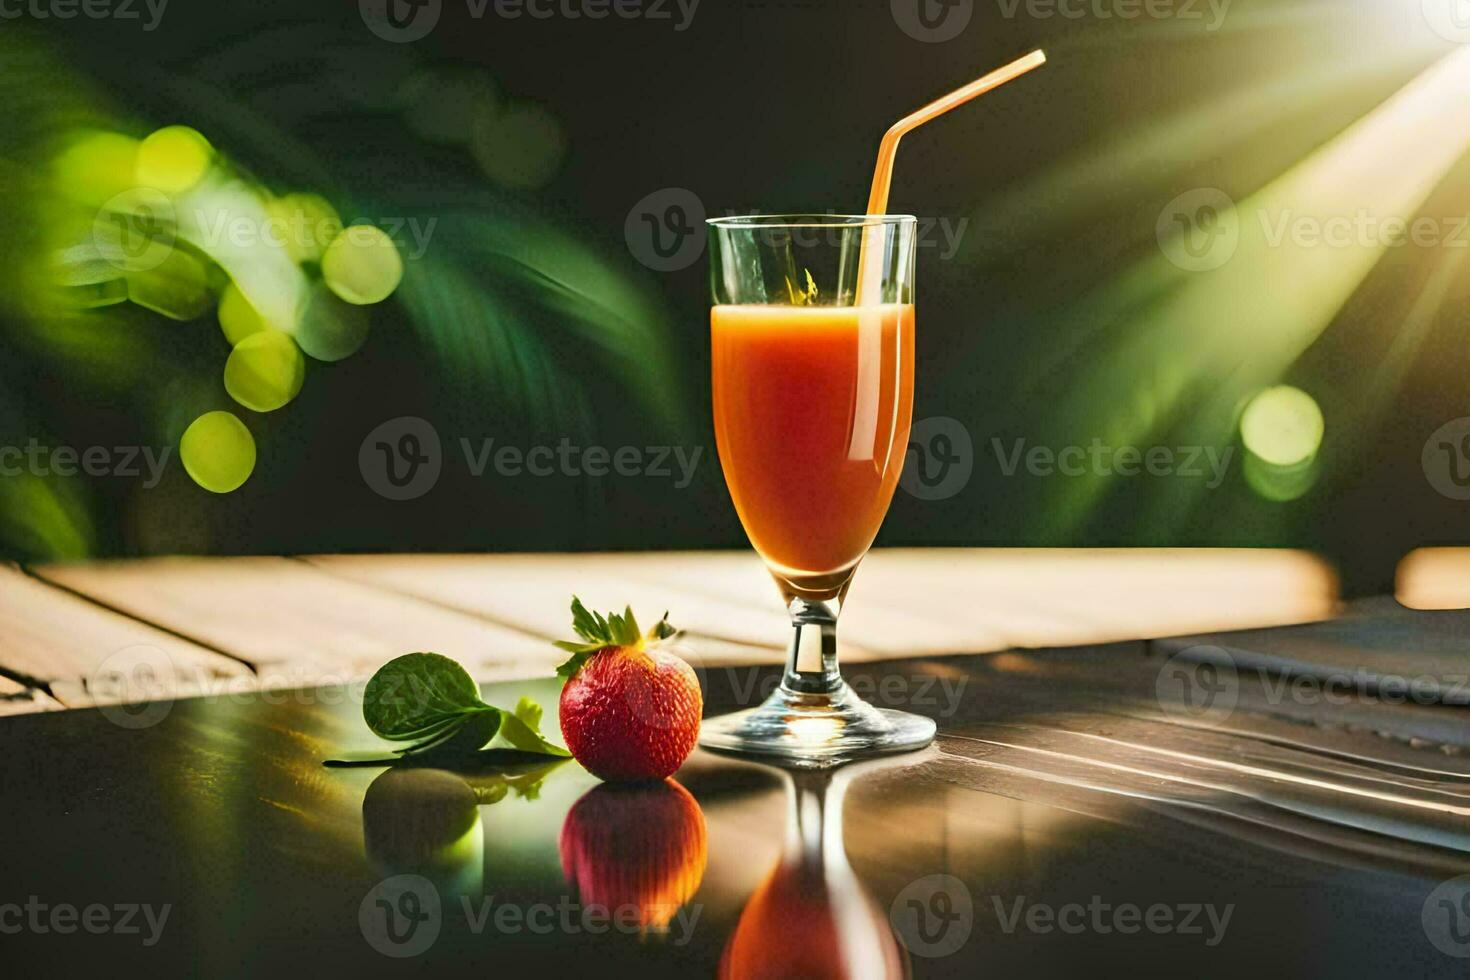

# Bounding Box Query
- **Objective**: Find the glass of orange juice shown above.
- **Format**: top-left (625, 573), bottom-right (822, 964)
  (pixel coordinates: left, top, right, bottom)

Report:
top-left (700, 214), bottom-right (936, 763)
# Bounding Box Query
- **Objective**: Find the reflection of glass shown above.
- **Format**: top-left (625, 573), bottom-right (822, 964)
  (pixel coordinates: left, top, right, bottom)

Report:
top-left (559, 779), bottom-right (708, 933)
top-left (702, 215), bottom-right (936, 763)
top-left (719, 768), bottom-right (905, 979)
top-left (361, 760), bottom-right (564, 896)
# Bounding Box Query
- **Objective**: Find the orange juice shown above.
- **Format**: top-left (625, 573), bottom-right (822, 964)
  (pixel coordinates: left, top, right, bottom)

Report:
top-left (711, 304), bottom-right (914, 596)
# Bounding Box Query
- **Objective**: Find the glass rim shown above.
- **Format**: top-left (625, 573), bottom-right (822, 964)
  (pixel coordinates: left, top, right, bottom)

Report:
top-left (706, 213), bottom-right (918, 229)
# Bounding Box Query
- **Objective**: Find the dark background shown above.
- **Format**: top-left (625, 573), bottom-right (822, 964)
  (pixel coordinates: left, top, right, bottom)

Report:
top-left (1, 0), bottom-right (1466, 596)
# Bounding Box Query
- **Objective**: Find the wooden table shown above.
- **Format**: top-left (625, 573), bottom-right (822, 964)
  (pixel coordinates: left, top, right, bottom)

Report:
top-left (0, 548), bottom-right (1338, 713)
top-left (3, 549), bottom-right (1467, 978)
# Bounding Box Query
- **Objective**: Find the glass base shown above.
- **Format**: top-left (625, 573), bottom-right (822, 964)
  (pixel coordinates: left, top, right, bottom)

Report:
top-left (699, 680), bottom-right (937, 769)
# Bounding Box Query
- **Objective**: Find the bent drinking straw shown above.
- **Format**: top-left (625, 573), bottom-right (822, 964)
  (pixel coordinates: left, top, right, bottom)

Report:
top-left (865, 49), bottom-right (1047, 216)
top-left (857, 49), bottom-right (1048, 303)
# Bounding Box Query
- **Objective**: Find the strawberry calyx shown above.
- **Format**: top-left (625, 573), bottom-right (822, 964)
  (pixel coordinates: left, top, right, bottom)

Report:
top-left (554, 596), bottom-right (677, 679)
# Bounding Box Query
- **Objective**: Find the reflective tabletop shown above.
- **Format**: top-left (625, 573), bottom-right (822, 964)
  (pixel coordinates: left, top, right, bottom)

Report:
top-left (4, 647), bottom-right (1468, 977)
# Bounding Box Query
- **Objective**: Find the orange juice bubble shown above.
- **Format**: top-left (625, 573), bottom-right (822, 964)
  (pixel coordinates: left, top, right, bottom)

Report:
top-left (712, 303), bottom-right (914, 599)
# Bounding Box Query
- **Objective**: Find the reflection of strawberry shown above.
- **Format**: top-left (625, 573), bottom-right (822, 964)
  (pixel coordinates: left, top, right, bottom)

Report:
top-left (559, 779), bottom-right (708, 931)
top-left (556, 597), bottom-right (702, 783)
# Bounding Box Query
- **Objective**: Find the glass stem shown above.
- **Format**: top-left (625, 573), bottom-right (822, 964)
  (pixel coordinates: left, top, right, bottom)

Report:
top-left (784, 769), bottom-right (841, 869)
top-left (782, 597), bottom-right (842, 695)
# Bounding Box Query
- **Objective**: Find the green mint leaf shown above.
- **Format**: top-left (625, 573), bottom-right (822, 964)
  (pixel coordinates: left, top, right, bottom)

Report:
top-left (475, 781), bottom-right (510, 806)
top-left (376, 708), bottom-right (484, 742)
top-left (390, 724), bottom-right (464, 756)
top-left (495, 710), bottom-right (571, 757)
top-left (513, 695), bottom-right (543, 732)
top-left (363, 652), bottom-right (488, 739)
top-left (494, 694), bottom-right (569, 756)
top-left (507, 769), bottom-right (549, 800)
top-left (349, 652), bottom-right (570, 763)
top-left (386, 714), bottom-right (472, 746)
top-left (393, 709), bottom-right (501, 756)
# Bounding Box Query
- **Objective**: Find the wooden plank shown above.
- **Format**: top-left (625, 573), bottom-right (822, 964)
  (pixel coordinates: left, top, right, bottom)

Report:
top-left (1156, 596), bottom-right (1470, 706)
top-left (303, 552), bottom-right (807, 665)
top-left (13, 548), bottom-right (1341, 715)
top-left (1397, 548), bottom-right (1470, 609)
top-left (0, 674), bottom-right (63, 715)
top-left (0, 564), bottom-right (251, 709)
top-left (613, 550), bottom-right (996, 657)
top-left (844, 548), bottom-right (1339, 654)
top-left (494, 548), bottom-right (1339, 654)
top-left (33, 556), bottom-right (559, 684)
top-left (307, 548), bottom-right (1338, 663)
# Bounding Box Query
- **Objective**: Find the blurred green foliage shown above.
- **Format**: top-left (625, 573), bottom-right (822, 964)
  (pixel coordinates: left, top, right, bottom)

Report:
top-left (0, 25), bottom-right (686, 560)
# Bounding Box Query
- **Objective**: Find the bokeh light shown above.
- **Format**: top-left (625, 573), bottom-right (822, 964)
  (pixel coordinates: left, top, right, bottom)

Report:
top-left (90, 186), bottom-right (176, 273)
top-left (1243, 453), bottom-right (1320, 503)
top-left (43, 124), bottom-right (401, 493)
top-left (136, 126), bottom-right (213, 195)
top-left (322, 224), bottom-right (403, 305)
top-left (180, 411), bottom-right (256, 493)
top-left (126, 248), bottom-right (210, 321)
top-left (52, 131), bottom-right (139, 207)
top-left (470, 101), bottom-right (566, 190)
top-left (1239, 386), bottom-right (1324, 467)
top-left (217, 282), bottom-right (269, 346)
top-left (52, 243), bottom-right (128, 309)
top-left (224, 330), bottom-right (305, 412)
top-left (295, 282), bottom-right (371, 362)
top-left (266, 192), bottom-right (342, 265)
top-left (26, 58), bottom-right (596, 511)
top-left (400, 67), bottom-right (500, 145)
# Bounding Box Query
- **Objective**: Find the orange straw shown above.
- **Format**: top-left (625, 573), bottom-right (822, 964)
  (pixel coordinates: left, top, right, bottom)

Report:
top-left (865, 49), bottom-right (1048, 216)
top-left (855, 50), bottom-right (1046, 305)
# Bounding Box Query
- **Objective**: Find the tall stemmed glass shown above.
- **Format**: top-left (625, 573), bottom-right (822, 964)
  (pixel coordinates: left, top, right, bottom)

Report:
top-left (700, 214), bottom-right (935, 764)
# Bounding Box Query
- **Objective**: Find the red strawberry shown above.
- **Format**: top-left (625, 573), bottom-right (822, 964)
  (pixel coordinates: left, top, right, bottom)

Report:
top-left (555, 597), bottom-right (702, 783)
